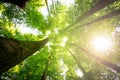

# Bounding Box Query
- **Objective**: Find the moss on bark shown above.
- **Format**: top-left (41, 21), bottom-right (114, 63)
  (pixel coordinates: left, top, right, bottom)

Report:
top-left (0, 36), bottom-right (48, 74)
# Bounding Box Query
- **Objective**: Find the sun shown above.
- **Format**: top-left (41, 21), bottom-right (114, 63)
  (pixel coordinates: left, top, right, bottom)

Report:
top-left (91, 36), bottom-right (112, 52)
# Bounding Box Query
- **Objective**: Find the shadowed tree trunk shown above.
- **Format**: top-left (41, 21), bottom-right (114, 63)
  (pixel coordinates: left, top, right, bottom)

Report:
top-left (69, 50), bottom-right (93, 80)
top-left (51, 0), bottom-right (56, 15)
top-left (41, 55), bottom-right (51, 80)
top-left (79, 46), bottom-right (120, 73)
top-left (45, 0), bottom-right (50, 16)
top-left (75, 8), bottom-right (120, 29)
top-left (0, 0), bottom-right (30, 9)
top-left (65, 0), bottom-right (117, 30)
top-left (75, 0), bottom-right (117, 23)
top-left (0, 36), bottom-right (48, 74)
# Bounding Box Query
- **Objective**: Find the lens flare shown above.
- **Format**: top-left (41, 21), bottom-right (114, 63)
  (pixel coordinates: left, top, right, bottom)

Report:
top-left (91, 36), bottom-right (112, 52)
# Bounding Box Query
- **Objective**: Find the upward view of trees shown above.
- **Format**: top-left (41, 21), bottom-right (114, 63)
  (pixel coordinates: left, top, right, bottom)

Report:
top-left (0, 0), bottom-right (120, 80)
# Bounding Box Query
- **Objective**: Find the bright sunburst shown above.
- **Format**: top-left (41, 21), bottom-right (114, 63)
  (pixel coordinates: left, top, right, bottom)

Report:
top-left (91, 36), bottom-right (112, 52)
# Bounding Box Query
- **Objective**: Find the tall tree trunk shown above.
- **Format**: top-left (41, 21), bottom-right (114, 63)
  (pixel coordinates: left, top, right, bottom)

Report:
top-left (75, 8), bottom-right (120, 29)
top-left (45, 0), bottom-right (50, 16)
top-left (75, 0), bottom-right (117, 23)
top-left (0, 36), bottom-right (48, 74)
top-left (69, 51), bottom-right (92, 80)
top-left (65, 0), bottom-right (117, 30)
top-left (79, 46), bottom-right (120, 73)
top-left (51, 0), bottom-right (56, 15)
top-left (41, 55), bottom-right (51, 80)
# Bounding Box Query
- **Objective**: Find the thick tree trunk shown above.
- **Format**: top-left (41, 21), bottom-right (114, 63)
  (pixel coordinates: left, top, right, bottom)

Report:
top-left (0, 36), bottom-right (48, 74)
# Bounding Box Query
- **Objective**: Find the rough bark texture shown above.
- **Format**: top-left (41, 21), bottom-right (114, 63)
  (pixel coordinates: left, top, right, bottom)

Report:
top-left (0, 0), bottom-right (30, 9)
top-left (0, 36), bottom-right (48, 74)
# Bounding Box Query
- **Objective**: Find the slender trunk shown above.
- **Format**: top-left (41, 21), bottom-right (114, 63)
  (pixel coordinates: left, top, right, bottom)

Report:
top-left (75, 0), bottom-right (117, 23)
top-left (75, 8), bottom-right (120, 29)
top-left (41, 55), bottom-right (51, 80)
top-left (51, 0), bottom-right (56, 15)
top-left (0, 36), bottom-right (48, 74)
top-left (69, 51), bottom-right (92, 80)
top-left (79, 46), bottom-right (120, 73)
top-left (45, 0), bottom-right (50, 16)
top-left (69, 51), bottom-right (87, 74)
top-left (45, 0), bottom-right (51, 26)
top-left (65, 0), bottom-right (117, 31)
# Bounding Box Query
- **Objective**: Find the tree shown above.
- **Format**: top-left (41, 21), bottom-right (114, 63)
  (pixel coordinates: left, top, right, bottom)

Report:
top-left (0, 36), bottom-right (48, 74)
top-left (79, 46), bottom-right (120, 73)
top-left (75, 8), bottom-right (120, 29)
top-left (65, 0), bottom-right (117, 30)
top-left (1, 0), bottom-right (120, 80)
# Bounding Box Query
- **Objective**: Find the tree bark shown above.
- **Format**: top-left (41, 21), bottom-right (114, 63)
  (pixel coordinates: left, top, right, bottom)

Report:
top-left (41, 55), bottom-right (51, 80)
top-left (65, 0), bottom-right (117, 31)
top-left (51, 0), bottom-right (56, 15)
top-left (69, 50), bottom-right (92, 80)
top-left (75, 0), bottom-right (117, 23)
top-left (45, 0), bottom-right (50, 16)
top-left (79, 46), bottom-right (120, 73)
top-left (0, 36), bottom-right (48, 74)
top-left (75, 8), bottom-right (120, 29)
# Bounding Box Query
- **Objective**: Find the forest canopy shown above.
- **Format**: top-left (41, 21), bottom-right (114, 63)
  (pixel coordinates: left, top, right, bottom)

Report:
top-left (1, 0), bottom-right (120, 80)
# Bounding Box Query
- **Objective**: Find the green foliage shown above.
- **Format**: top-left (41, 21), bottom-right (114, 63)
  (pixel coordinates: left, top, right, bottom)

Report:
top-left (26, 8), bottom-right (48, 32)
top-left (1, 0), bottom-right (120, 80)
